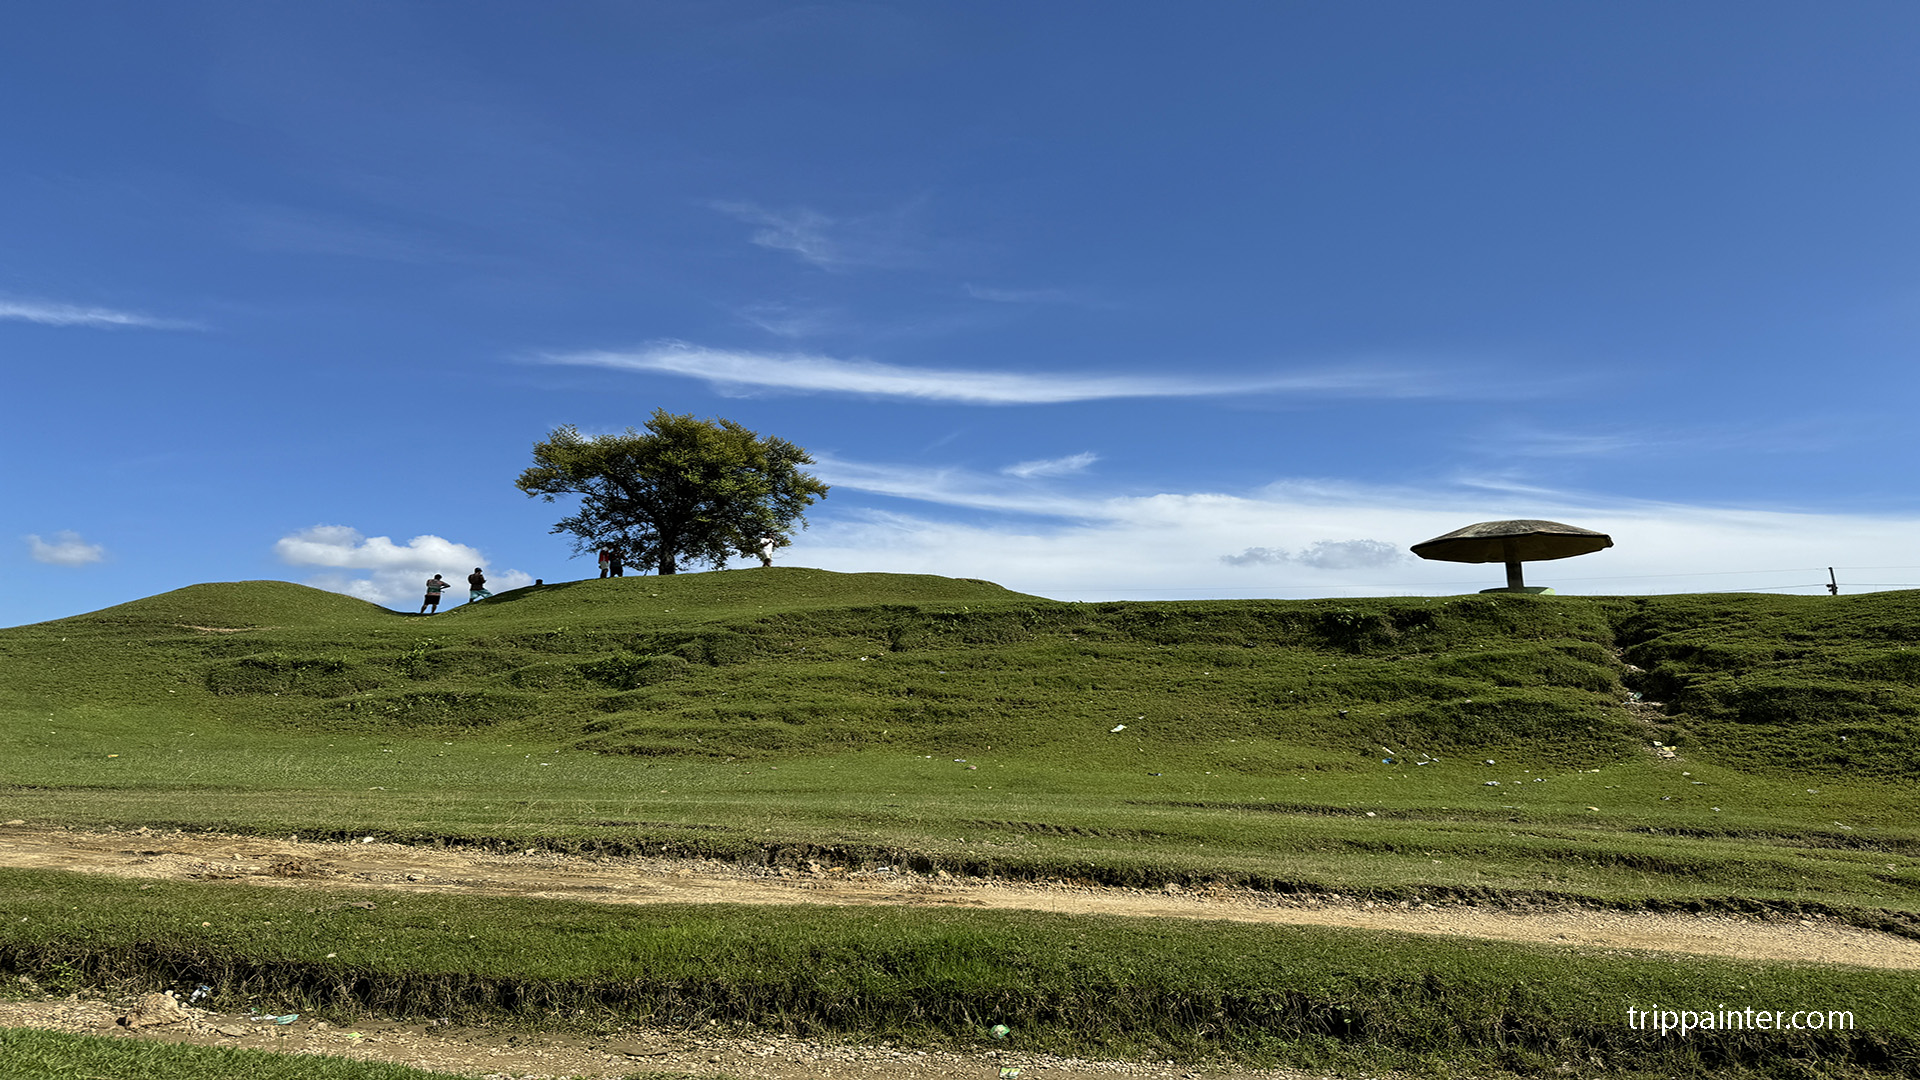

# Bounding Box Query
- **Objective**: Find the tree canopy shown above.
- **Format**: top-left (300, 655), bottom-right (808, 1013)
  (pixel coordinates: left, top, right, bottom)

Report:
top-left (516, 411), bottom-right (829, 575)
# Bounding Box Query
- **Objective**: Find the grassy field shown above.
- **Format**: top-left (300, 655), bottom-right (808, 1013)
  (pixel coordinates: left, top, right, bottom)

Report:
top-left (3, 569), bottom-right (1919, 1077)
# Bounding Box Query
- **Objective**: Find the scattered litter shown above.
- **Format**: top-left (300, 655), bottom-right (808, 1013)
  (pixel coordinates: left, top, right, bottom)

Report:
top-left (966, 765), bottom-right (978, 770)
top-left (187, 984), bottom-right (211, 1004)
top-left (1586, 806), bottom-right (1601, 812)
top-left (1110, 725), bottom-right (1126, 733)
top-left (1364, 811), bottom-right (1376, 817)
top-left (1001, 1069), bottom-right (1023, 1079)
top-left (1712, 807), bottom-right (1722, 812)
top-left (1484, 781), bottom-right (1500, 786)
top-left (989, 1024), bottom-right (1011, 1040)
top-left (1483, 759), bottom-right (1496, 766)
top-left (359, 836), bottom-right (376, 844)
top-left (1381, 758), bottom-right (1396, 764)
top-left (1148, 772), bottom-right (1162, 776)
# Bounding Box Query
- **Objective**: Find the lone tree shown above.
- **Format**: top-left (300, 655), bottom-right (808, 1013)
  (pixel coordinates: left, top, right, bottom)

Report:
top-left (516, 410), bottom-right (829, 576)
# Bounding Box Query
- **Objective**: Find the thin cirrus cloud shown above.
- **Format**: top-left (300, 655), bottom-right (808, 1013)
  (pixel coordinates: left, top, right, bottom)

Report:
top-left (539, 342), bottom-right (1455, 405)
top-left (1003, 452), bottom-right (1099, 479)
top-left (709, 200), bottom-right (923, 270)
top-left (0, 298), bottom-right (198, 330)
top-left (25, 531), bottom-right (106, 566)
top-left (963, 283), bottom-right (1092, 306)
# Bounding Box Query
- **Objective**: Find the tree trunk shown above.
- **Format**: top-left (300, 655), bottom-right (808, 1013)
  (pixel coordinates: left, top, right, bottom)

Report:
top-left (658, 552), bottom-right (677, 575)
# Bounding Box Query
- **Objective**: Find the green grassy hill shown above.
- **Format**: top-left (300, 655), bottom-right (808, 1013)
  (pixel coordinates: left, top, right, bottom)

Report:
top-left (2, 569), bottom-right (1916, 910)
top-left (10, 569), bottom-right (1918, 779)
top-left (7, 570), bottom-right (1920, 1077)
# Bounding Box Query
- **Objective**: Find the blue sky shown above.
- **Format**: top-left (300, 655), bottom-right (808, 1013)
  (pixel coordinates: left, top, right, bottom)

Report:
top-left (9, 2), bottom-right (1920, 625)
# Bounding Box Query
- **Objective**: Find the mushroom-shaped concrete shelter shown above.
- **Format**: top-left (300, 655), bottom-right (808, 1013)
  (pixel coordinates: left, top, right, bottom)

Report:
top-left (1410, 519), bottom-right (1612, 594)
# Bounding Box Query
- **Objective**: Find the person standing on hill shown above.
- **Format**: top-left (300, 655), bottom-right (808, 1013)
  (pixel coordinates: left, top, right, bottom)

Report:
top-left (598, 546), bottom-right (613, 578)
top-left (757, 534), bottom-right (778, 567)
top-left (608, 545), bottom-right (625, 577)
top-left (421, 574), bottom-right (451, 614)
top-left (467, 567), bottom-right (491, 602)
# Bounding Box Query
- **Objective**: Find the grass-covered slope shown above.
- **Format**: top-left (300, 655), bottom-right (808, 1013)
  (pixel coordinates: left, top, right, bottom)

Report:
top-left (2, 570), bottom-right (1917, 913)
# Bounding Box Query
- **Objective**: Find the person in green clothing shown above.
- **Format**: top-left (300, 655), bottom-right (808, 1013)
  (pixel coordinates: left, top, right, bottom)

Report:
top-left (420, 574), bottom-right (452, 614)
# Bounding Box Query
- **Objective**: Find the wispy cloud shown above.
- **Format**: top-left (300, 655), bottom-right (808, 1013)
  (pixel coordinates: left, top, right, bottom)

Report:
top-left (275, 525), bottom-right (530, 607)
top-left (25, 531), bottom-right (105, 566)
top-left (712, 202), bottom-right (843, 268)
top-left (964, 283), bottom-right (1090, 305)
top-left (1003, 452), bottom-right (1099, 479)
top-left (812, 455), bottom-right (1094, 516)
top-left (540, 342), bottom-right (1455, 405)
top-left (709, 200), bottom-right (922, 270)
top-left (0, 299), bottom-right (198, 330)
top-left (1486, 420), bottom-right (1844, 461)
top-left (732, 301), bottom-right (843, 339)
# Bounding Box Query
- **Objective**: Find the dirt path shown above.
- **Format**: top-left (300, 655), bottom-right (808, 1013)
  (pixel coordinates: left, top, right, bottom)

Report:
top-left (4, 823), bottom-right (1916, 1079)
top-left (0, 992), bottom-right (1327, 1080)
top-left (1, 823), bottom-right (1914, 971)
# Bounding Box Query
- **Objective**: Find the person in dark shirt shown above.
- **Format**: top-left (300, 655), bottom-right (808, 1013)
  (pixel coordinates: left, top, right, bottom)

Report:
top-left (467, 567), bottom-right (491, 602)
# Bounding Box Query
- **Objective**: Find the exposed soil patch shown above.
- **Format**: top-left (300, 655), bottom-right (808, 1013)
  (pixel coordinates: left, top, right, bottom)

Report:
top-left (1, 824), bottom-right (1915, 971)
top-left (4, 823), bottom-right (1917, 1078)
top-left (0, 991), bottom-right (1329, 1080)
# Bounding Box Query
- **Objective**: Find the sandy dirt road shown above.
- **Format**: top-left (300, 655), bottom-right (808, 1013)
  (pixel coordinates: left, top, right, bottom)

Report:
top-left (2, 822), bottom-right (1915, 1079)
top-left (0, 824), bottom-right (1913, 971)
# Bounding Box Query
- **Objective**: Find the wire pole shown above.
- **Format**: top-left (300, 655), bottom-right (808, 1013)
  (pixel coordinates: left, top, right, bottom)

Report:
top-left (1828, 567), bottom-right (1839, 596)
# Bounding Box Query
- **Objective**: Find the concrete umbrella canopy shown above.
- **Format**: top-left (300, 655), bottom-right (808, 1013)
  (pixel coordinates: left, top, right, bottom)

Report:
top-left (1410, 519), bottom-right (1613, 594)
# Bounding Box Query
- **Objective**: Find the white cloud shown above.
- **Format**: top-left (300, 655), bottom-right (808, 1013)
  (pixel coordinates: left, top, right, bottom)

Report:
top-left (790, 457), bottom-right (1920, 600)
top-left (25, 531), bottom-right (105, 566)
top-left (1222, 539), bottom-right (1405, 569)
top-left (275, 525), bottom-right (531, 607)
top-left (733, 301), bottom-right (842, 338)
top-left (540, 341), bottom-right (1449, 405)
top-left (1003, 452), bottom-right (1099, 479)
top-left (964, 284), bottom-right (1088, 305)
top-left (813, 455), bottom-right (1103, 516)
top-left (711, 201), bottom-right (843, 268)
top-left (710, 200), bottom-right (929, 271)
top-left (0, 298), bottom-right (197, 330)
